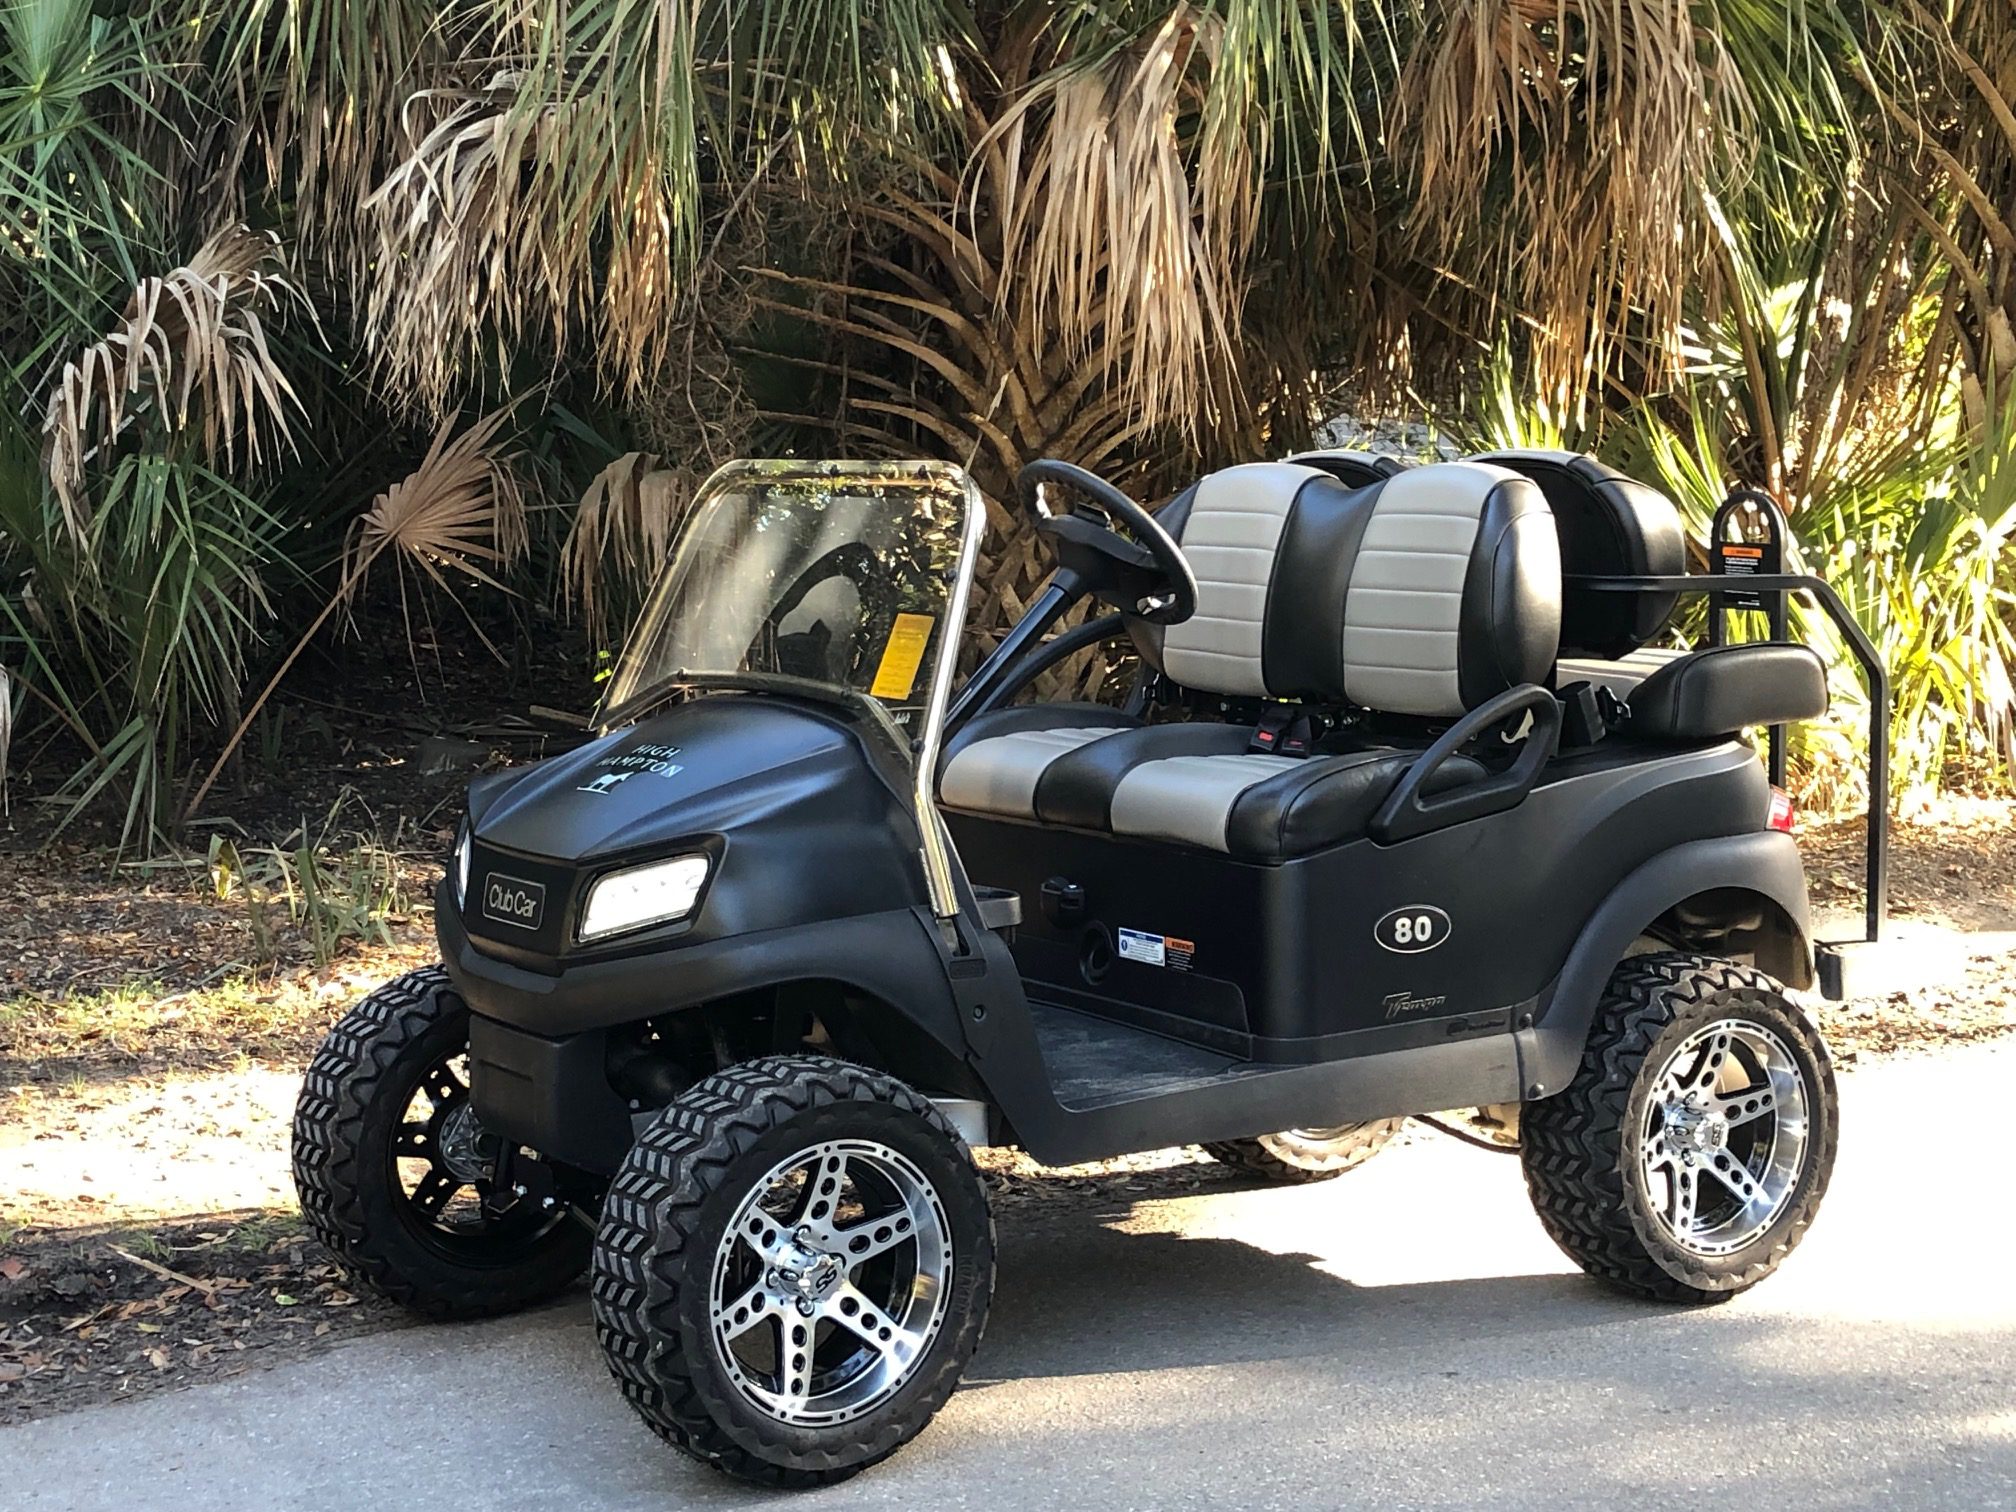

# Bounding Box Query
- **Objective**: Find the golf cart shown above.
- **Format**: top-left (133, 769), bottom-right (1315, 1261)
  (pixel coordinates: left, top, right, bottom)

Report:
top-left (293, 451), bottom-right (1885, 1487)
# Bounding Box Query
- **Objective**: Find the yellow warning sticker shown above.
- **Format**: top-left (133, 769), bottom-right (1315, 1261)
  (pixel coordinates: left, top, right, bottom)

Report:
top-left (869, 613), bottom-right (936, 701)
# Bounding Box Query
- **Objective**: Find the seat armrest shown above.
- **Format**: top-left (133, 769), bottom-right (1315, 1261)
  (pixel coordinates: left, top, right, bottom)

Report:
top-left (1369, 685), bottom-right (1561, 844)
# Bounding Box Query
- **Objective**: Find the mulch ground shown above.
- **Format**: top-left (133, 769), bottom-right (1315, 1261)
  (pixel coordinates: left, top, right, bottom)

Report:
top-left (0, 1213), bottom-right (410, 1424)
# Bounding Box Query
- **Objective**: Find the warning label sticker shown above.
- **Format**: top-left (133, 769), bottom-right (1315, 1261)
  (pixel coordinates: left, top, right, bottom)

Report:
top-left (869, 613), bottom-right (936, 701)
top-left (1118, 929), bottom-right (1196, 971)
top-left (1117, 928), bottom-right (1166, 967)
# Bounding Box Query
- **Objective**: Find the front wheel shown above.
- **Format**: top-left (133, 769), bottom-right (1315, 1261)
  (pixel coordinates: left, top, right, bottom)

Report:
top-left (292, 965), bottom-right (596, 1319)
top-left (592, 1056), bottom-right (994, 1488)
top-left (1521, 952), bottom-right (1837, 1303)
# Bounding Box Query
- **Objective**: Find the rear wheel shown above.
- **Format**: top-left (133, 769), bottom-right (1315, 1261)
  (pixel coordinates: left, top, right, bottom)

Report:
top-left (1203, 1121), bottom-right (1403, 1183)
top-left (592, 1056), bottom-right (994, 1487)
top-left (1521, 952), bottom-right (1837, 1302)
top-left (292, 965), bottom-right (595, 1319)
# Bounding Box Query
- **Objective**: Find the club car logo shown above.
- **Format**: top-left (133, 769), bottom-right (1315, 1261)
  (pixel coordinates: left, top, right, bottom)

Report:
top-left (481, 873), bottom-right (547, 931)
top-left (1374, 904), bottom-right (1451, 954)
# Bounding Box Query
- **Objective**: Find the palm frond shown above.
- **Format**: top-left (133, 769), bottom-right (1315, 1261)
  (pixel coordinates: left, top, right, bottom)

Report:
top-left (41, 225), bottom-right (310, 541)
top-left (988, 6), bottom-right (1246, 435)
top-left (1389, 0), bottom-right (1755, 404)
top-left (341, 405), bottom-right (528, 601)
top-left (559, 451), bottom-right (687, 644)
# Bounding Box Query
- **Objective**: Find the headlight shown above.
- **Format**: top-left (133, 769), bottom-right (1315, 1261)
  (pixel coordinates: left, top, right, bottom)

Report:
top-left (454, 827), bottom-right (472, 903)
top-left (579, 854), bottom-right (710, 942)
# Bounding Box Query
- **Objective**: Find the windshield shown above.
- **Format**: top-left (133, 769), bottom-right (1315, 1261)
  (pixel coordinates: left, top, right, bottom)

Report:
top-left (602, 460), bottom-right (982, 730)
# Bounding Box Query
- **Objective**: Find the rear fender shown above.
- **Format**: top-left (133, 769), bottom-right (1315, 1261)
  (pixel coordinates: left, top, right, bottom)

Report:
top-left (1520, 831), bottom-right (1813, 1097)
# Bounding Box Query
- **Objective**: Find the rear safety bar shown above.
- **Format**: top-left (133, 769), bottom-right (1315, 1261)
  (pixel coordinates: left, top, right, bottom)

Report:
top-left (1570, 490), bottom-right (1891, 976)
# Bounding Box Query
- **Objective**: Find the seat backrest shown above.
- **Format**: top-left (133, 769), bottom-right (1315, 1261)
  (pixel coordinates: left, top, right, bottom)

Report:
top-left (1467, 449), bottom-right (1684, 660)
top-left (1136, 460), bottom-right (1561, 718)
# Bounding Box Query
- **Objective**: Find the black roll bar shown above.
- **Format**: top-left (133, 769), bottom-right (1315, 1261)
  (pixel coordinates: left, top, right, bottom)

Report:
top-left (1571, 565), bottom-right (1889, 946)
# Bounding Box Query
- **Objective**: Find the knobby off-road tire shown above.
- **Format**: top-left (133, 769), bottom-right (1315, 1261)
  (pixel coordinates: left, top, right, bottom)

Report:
top-left (592, 1056), bottom-right (994, 1488)
top-left (1203, 1121), bottom-right (1404, 1183)
top-left (1522, 952), bottom-right (1837, 1303)
top-left (293, 964), bottom-right (592, 1319)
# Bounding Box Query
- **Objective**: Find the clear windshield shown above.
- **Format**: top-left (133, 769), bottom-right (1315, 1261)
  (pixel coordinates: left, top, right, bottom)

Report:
top-left (602, 460), bottom-right (982, 730)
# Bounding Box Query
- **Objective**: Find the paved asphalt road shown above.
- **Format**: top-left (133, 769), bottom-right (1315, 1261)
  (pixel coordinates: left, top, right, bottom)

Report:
top-left (6, 1041), bottom-right (2013, 1511)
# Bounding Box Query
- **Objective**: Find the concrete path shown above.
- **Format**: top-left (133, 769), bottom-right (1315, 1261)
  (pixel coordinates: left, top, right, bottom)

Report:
top-left (5, 1043), bottom-right (2013, 1511)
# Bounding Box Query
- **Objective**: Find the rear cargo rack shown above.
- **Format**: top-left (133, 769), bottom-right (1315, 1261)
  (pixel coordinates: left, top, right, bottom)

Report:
top-left (1569, 487), bottom-right (1888, 997)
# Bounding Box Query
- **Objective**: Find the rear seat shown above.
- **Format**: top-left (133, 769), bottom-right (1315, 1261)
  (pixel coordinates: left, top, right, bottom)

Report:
top-left (1471, 449), bottom-right (1827, 739)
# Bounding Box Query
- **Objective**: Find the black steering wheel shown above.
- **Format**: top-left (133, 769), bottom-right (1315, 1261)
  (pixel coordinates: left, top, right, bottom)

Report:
top-left (1019, 460), bottom-right (1198, 626)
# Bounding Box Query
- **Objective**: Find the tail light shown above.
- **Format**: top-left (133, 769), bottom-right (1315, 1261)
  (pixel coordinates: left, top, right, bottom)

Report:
top-left (1767, 786), bottom-right (1795, 833)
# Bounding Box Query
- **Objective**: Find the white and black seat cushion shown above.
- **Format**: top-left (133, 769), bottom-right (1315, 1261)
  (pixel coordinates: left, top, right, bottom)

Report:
top-left (937, 703), bottom-right (1138, 820)
top-left (939, 460), bottom-right (1562, 860)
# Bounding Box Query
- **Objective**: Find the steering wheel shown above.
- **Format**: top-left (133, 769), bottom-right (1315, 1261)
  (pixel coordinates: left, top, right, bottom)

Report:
top-left (1019, 460), bottom-right (1198, 626)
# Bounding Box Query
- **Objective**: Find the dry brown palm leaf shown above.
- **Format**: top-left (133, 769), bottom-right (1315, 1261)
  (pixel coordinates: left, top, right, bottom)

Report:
top-left (42, 226), bottom-right (309, 542)
top-left (559, 451), bottom-right (689, 642)
top-left (341, 404), bottom-right (529, 601)
top-left (360, 25), bottom-right (692, 413)
top-left (985, 6), bottom-right (1251, 438)
top-left (1390, 0), bottom-right (1750, 401)
top-left (186, 405), bottom-right (528, 821)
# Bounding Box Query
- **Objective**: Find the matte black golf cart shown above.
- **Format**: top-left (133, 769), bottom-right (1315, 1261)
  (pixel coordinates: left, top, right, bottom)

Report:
top-left (293, 451), bottom-right (1886, 1487)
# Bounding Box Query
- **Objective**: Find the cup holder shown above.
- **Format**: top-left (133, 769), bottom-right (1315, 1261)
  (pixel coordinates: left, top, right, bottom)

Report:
top-left (1079, 923), bottom-right (1114, 985)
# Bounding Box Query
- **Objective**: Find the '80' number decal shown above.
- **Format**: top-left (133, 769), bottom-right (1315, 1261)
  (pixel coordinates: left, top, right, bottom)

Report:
top-left (1375, 904), bottom-right (1451, 954)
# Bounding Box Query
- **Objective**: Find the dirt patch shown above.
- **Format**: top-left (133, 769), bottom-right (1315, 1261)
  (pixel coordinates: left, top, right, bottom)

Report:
top-left (0, 1212), bottom-right (410, 1425)
top-left (1804, 795), bottom-right (2016, 934)
top-left (1800, 797), bottom-right (2016, 1059)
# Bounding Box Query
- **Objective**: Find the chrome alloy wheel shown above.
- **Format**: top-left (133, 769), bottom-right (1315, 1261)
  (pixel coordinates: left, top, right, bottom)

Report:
top-left (1640, 1017), bottom-right (1812, 1256)
top-left (708, 1139), bottom-right (953, 1426)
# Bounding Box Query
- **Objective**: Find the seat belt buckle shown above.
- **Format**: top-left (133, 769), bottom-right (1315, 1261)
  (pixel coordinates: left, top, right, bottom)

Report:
top-left (1250, 705), bottom-right (1317, 757)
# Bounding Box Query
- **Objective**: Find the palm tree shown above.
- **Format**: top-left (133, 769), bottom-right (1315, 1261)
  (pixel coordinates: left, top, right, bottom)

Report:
top-left (5, 0), bottom-right (2015, 836)
top-left (194, 1), bottom-right (1866, 668)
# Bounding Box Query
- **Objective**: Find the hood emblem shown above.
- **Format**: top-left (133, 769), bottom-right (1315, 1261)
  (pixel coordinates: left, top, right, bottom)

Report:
top-left (578, 743), bottom-right (684, 794)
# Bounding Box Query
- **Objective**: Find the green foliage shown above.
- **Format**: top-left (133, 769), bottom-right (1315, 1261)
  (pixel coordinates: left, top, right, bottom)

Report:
top-left (0, 0), bottom-right (2011, 840)
top-left (2, 447), bottom-right (300, 844)
top-left (207, 795), bottom-right (417, 968)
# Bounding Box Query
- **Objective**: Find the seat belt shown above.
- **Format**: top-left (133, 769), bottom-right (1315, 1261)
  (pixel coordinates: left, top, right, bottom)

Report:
top-left (1250, 704), bottom-right (1318, 757)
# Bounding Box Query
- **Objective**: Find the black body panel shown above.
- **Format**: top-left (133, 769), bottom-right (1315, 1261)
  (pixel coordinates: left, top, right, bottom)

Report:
top-left (946, 739), bottom-right (1773, 1059)
top-left (456, 696), bottom-right (923, 966)
top-left (442, 689), bottom-right (1811, 1173)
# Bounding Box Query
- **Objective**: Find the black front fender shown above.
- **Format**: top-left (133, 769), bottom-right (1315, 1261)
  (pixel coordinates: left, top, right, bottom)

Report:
top-left (1520, 830), bottom-right (1814, 1097)
top-left (440, 885), bottom-right (973, 1056)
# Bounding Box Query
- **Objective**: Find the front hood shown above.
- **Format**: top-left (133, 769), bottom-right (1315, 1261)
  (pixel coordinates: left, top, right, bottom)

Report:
top-left (469, 696), bottom-right (883, 864)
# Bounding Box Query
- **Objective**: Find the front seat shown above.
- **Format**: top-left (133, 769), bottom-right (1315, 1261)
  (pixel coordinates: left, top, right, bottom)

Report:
top-left (941, 460), bottom-right (1563, 860)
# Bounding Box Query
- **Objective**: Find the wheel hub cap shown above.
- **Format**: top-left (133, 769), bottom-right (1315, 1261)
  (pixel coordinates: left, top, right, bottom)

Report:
top-left (770, 1235), bottom-right (844, 1303)
top-left (1640, 1018), bottom-right (1811, 1256)
top-left (1663, 1100), bottom-right (1731, 1162)
top-left (709, 1138), bottom-right (953, 1427)
top-left (435, 1101), bottom-right (494, 1183)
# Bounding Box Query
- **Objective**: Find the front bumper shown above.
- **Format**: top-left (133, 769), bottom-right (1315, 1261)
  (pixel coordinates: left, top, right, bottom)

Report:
top-left (465, 1015), bottom-right (636, 1174)
top-left (437, 879), bottom-right (966, 1039)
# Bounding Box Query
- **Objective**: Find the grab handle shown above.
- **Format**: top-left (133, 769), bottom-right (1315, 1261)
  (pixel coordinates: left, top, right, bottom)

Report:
top-left (1369, 685), bottom-right (1561, 844)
